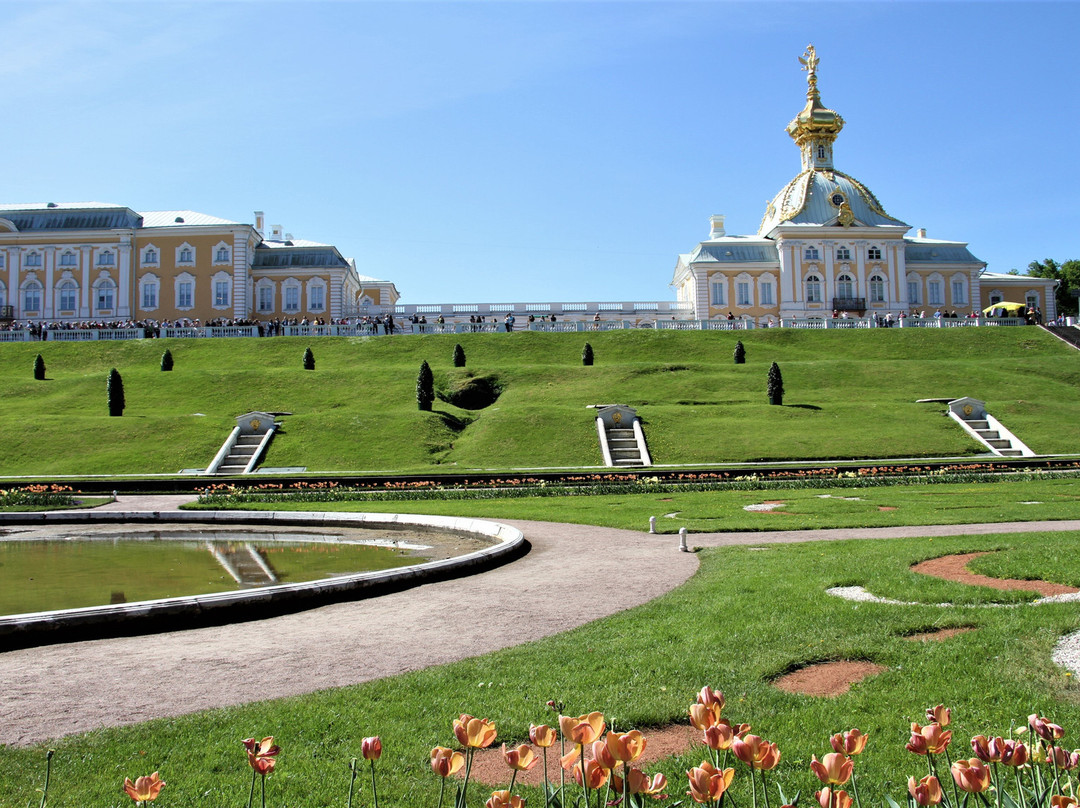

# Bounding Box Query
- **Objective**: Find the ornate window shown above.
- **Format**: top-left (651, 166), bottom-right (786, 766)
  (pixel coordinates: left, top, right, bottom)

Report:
top-left (804, 247), bottom-right (820, 261)
top-left (307, 280), bottom-right (326, 312)
top-left (57, 280), bottom-right (78, 312)
top-left (868, 246), bottom-right (882, 260)
top-left (1026, 293), bottom-right (1039, 310)
top-left (806, 274), bottom-right (822, 303)
top-left (817, 145), bottom-right (825, 159)
top-left (175, 272), bottom-right (195, 310)
top-left (837, 274), bottom-right (854, 298)
top-left (736, 281), bottom-right (751, 306)
top-left (24, 252), bottom-right (42, 268)
top-left (139, 274), bottom-right (160, 311)
top-left (94, 277), bottom-right (115, 311)
top-left (97, 250), bottom-right (115, 267)
top-left (283, 281), bottom-right (300, 312)
top-left (176, 243), bottom-right (195, 265)
top-left (836, 247), bottom-right (851, 261)
top-left (870, 275), bottom-right (885, 303)
top-left (142, 246), bottom-right (159, 266)
top-left (211, 271), bottom-right (231, 308)
top-left (215, 246), bottom-right (230, 263)
top-left (907, 274), bottom-right (921, 305)
top-left (257, 282), bottom-right (274, 313)
top-left (22, 279), bottom-right (42, 312)
top-left (950, 275), bottom-right (968, 306)
top-left (760, 280), bottom-right (775, 306)
top-left (710, 281), bottom-right (726, 306)
top-left (928, 280), bottom-right (943, 306)
top-left (59, 251), bottom-right (77, 267)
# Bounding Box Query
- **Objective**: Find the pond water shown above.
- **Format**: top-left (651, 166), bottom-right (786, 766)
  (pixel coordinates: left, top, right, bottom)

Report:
top-left (0, 523), bottom-right (491, 616)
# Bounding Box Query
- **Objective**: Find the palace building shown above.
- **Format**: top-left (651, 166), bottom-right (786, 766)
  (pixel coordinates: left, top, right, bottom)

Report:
top-left (672, 46), bottom-right (1056, 323)
top-left (0, 204), bottom-right (398, 323)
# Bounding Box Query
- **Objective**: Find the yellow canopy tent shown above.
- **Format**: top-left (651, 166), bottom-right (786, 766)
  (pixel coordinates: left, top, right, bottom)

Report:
top-left (982, 301), bottom-right (1026, 315)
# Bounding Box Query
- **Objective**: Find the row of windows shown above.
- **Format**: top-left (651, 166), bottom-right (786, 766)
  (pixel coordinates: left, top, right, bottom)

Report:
top-left (803, 246), bottom-right (883, 261)
top-left (1, 245), bottom-right (234, 270)
top-left (711, 280), bottom-right (775, 307)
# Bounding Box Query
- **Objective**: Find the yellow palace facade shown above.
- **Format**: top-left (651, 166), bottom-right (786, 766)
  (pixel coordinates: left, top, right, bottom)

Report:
top-left (0, 205), bottom-right (398, 324)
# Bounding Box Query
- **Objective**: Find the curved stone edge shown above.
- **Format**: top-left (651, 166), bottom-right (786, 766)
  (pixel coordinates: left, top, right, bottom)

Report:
top-left (0, 510), bottom-right (525, 645)
top-left (826, 585), bottom-right (1080, 608)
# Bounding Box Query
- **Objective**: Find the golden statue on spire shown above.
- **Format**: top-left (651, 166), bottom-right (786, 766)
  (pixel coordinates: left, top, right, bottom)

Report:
top-left (798, 44), bottom-right (819, 100)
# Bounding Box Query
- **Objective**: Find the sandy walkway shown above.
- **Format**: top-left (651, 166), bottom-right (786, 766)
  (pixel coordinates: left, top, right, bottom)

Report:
top-left (1, 499), bottom-right (1078, 747)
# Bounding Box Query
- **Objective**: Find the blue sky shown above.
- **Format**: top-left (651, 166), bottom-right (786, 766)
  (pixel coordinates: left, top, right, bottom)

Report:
top-left (4, 1), bottom-right (1077, 304)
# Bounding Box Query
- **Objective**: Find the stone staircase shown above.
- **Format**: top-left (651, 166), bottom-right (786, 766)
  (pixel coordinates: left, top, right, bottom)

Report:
top-left (593, 404), bottom-right (652, 467)
top-left (208, 542), bottom-right (279, 587)
top-left (216, 433), bottom-right (264, 474)
top-left (1042, 324), bottom-right (1080, 350)
top-left (947, 397), bottom-right (1035, 457)
top-left (960, 417), bottom-right (1024, 457)
top-left (607, 427), bottom-right (645, 466)
top-left (206, 411), bottom-right (281, 475)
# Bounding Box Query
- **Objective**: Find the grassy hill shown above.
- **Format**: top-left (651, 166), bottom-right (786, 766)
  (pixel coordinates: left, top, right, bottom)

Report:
top-left (1, 328), bottom-right (1078, 476)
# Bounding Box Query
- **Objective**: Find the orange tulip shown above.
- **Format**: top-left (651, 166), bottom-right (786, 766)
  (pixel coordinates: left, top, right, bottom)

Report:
top-left (733, 734), bottom-right (781, 770)
top-left (908, 775), bottom-right (943, 806)
top-left (454, 714), bottom-right (498, 749)
top-left (530, 723), bottom-right (556, 748)
top-left (502, 743), bottom-right (539, 772)
top-left (704, 723), bottom-right (735, 751)
top-left (951, 759), bottom-right (991, 793)
top-left (559, 712), bottom-right (606, 746)
top-left (431, 746), bottom-right (465, 778)
top-left (243, 737), bottom-right (280, 775)
top-left (907, 723), bottom-right (952, 756)
top-left (926, 705), bottom-right (951, 727)
top-left (1048, 747), bottom-right (1080, 770)
top-left (572, 758), bottom-right (610, 790)
top-left (1031, 714), bottom-right (1066, 744)
top-left (591, 739), bottom-right (620, 771)
top-left (690, 703), bottom-right (723, 730)
top-left (686, 761), bottom-right (735, 804)
top-left (971, 735), bottom-right (1006, 763)
top-left (1001, 740), bottom-right (1029, 767)
top-left (560, 745), bottom-right (582, 771)
top-left (697, 687), bottom-right (726, 711)
top-left (123, 772), bottom-right (165, 803)
top-left (1052, 796), bottom-right (1078, 808)
top-left (615, 768), bottom-right (668, 796)
top-left (607, 730), bottom-right (647, 763)
top-left (485, 789), bottom-right (525, 808)
top-left (362, 736), bottom-right (382, 761)
top-left (830, 729), bottom-right (869, 756)
top-left (816, 787), bottom-right (854, 808)
top-left (810, 753), bottom-right (853, 786)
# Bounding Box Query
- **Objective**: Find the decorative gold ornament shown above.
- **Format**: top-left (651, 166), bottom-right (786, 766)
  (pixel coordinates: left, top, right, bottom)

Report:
top-left (963, 405), bottom-right (974, 417)
top-left (837, 201), bottom-right (855, 227)
top-left (612, 411), bottom-right (622, 425)
top-left (250, 418), bottom-right (261, 431)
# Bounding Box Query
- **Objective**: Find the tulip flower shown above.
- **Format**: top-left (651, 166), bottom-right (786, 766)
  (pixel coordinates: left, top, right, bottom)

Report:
top-left (704, 723), bottom-right (735, 751)
top-left (908, 775), bottom-right (943, 806)
top-left (1031, 714), bottom-right (1066, 744)
top-left (502, 743), bottom-right (539, 772)
top-left (687, 761), bottom-right (735, 804)
top-left (454, 714), bottom-right (498, 749)
top-left (926, 705), bottom-right (951, 727)
top-left (529, 723), bottom-right (556, 748)
top-left (830, 729), bottom-right (869, 756)
top-left (810, 753), bottom-right (853, 786)
top-left (697, 686), bottom-right (726, 711)
top-left (690, 703), bottom-right (723, 730)
top-left (571, 758), bottom-right (610, 790)
top-left (591, 739), bottom-right (620, 771)
top-left (123, 772), bottom-right (165, 803)
top-left (907, 723), bottom-right (952, 756)
top-left (486, 789), bottom-right (525, 808)
top-left (361, 736), bottom-right (382, 761)
top-left (615, 768), bottom-right (668, 796)
top-left (1048, 746), bottom-right (1080, 770)
top-left (243, 737), bottom-right (280, 808)
top-left (816, 787), bottom-right (854, 808)
top-left (733, 734), bottom-right (781, 770)
top-left (607, 730), bottom-right (647, 763)
top-left (1052, 796), bottom-right (1078, 808)
top-left (951, 758), bottom-right (991, 793)
top-left (1000, 740), bottom-right (1029, 767)
top-left (559, 712), bottom-right (606, 746)
top-left (971, 735), bottom-right (1006, 763)
top-left (431, 746), bottom-right (465, 777)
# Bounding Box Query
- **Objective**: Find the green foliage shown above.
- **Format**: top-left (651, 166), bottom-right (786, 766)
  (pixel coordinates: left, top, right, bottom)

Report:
top-left (767, 361), bottom-right (783, 404)
top-left (160, 349), bottom-right (173, 372)
top-left (302, 346), bottom-right (315, 370)
top-left (1027, 258), bottom-right (1080, 315)
top-left (33, 354), bottom-right (45, 380)
top-left (733, 340), bottom-right (745, 364)
top-left (453, 343), bottom-right (466, 368)
top-left (106, 368), bottom-right (125, 417)
top-left (582, 342), bottom-right (594, 366)
top-left (416, 360), bottom-right (434, 411)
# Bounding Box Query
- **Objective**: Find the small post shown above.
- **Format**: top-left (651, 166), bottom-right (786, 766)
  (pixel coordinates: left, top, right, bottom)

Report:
top-left (649, 516), bottom-right (657, 534)
top-left (678, 527), bottom-right (688, 552)
top-left (112, 490), bottom-right (118, 502)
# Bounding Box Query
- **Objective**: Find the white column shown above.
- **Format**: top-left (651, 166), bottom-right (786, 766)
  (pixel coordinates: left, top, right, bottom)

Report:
top-left (8, 249), bottom-right (19, 314)
top-left (117, 243), bottom-right (132, 317)
top-left (80, 246), bottom-right (92, 317)
top-left (895, 244), bottom-right (908, 310)
top-left (44, 247), bottom-right (55, 316)
top-left (778, 242), bottom-right (798, 312)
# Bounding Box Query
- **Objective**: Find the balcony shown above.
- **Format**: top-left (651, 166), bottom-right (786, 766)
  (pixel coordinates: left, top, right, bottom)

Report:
top-left (832, 297), bottom-right (866, 312)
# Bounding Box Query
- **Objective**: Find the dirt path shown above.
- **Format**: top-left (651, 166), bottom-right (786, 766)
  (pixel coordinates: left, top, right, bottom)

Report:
top-left (1, 500), bottom-right (1078, 747)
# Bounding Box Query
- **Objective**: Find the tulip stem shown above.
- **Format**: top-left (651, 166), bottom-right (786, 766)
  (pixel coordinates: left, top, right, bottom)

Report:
top-left (541, 746), bottom-right (551, 807)
top-left (851, 770), bottom-right (864, 808)
top-left (370, 757), bottom-right (379, 808)
top-left (990, 762), bottom-right (1000, 808)
top-left (943, 748), bottom-right (961, 808)
top-left (247, 767), bottom-right (257, 808)
top-left (38, 749), bottom-right (53, 808)
top-left (261, 771), bottom-right (267, 808)
top-left (459, 749), bottom-right (474, 808)
top-left (436, 775), bottom-right (447, 808)
top-left (347, 758), bottom-right (359, 808)
top-left (760, 770), bottom-right (772, 808)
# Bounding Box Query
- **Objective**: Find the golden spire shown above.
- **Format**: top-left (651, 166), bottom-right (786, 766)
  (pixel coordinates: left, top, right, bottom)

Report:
top-left (798, 44), bottom-right (820, 103)
top-left (787, 44), bottom-right (844, 172)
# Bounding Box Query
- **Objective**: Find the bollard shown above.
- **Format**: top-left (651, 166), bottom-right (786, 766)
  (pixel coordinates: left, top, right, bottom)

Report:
top-left (649, 516), bottom-right (657, 534)
top-left (678, 527), bottom-right (688, 552)
top-left (112, 490), bottom-right (118, 502)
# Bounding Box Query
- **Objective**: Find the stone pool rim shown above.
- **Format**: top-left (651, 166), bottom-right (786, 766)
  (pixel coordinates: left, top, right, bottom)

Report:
top-left (0, 510), bottom-right (525, 648)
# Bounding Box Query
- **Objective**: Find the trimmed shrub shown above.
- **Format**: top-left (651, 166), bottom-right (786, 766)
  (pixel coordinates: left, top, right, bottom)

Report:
top-left (303, 347), bottom-right (315, 370)
top-left (453, 344), bottom-right (466, 368)
top-left (33, 354), bottom-right (45, 380)
top-left (417, 360), bottom-right (434, 411)
top-left (160, 349), bottom-right (174, 372)
top-left (767, 362), bottom-right (784, 405)
top-left (582, 342), bottom-right (594, 366)
top-left (733, 341), bottom-right (746, 364)
top-left (107, 368), bottom-right (125, 416)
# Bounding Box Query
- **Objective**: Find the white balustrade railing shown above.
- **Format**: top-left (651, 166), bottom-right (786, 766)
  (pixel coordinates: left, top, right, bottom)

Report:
top-left (0, 330), bottom-right (31, 342)
top-left (46, 328), bottom-right (145, 341)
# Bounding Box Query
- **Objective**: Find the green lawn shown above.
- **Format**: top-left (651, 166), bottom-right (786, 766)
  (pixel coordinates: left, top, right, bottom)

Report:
top-left (3, 527), bottom-right (1079, 807)
top-left (1, 328), bottom-right (1078, 475)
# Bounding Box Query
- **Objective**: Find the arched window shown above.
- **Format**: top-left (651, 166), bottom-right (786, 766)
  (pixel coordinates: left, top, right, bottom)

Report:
top-left (817, 145), bottom-right (825, 159)
top-left (142, 246), bottom-right (159, 265)
top-left (806, 274), bottom-right (822, 303)
top-left (94, 278), bottom-right (116, 311)
top-left (215, 246), bottom-right (230, 263)
top-left (59, 251), bottom-right (77, 267)
top-left (97, 250), bottom-right (115, 267)
top-left (139, 274), bottom-right (160, 311)
top-left (804, 247), bottom-right (820, 261)
top-left (870, 275), bottom-right (885, 303)
top-left (22, 280), bottom-right (42, 312)
top-left (58, 280), bottom-right (78, 312)
top-left (837, 274), bottom-right (854, 298)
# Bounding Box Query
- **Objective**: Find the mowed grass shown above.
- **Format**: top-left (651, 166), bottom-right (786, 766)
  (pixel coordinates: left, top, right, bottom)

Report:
top-left (0, 328), bottom-right (1079, 474)
top-left (4, 529), bottom-right (1080, 806)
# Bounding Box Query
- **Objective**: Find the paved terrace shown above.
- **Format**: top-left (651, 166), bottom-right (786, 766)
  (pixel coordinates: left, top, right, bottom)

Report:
top-left (1, 495), bottom-right (1078, 746)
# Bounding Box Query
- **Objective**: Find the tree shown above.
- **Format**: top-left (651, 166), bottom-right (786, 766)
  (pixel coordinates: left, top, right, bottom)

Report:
top-left (453, 344), bottom-right (466, 368)
top-left (160, 349), bottom-right (174, 372)
top-left (303, 347), bottom-right (315, 370)
top-left (1027, 258), bottom-right (1080, 315)
top-left (33, 354), bottom-right (45, 380)
top-left (767, 362), bottom-right (784, 406)
top-left (582, 343), bottom-right (594, 366)
top-left (107, 368), bottom-right (125, 416)
top-left (416, 360), bottom-right (434, 411)
top-left (733, 341), bottom-right (746, 365)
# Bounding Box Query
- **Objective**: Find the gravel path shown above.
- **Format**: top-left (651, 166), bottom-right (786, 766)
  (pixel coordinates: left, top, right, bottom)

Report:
top-left (1, 498), bottom-right (1078, 747)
